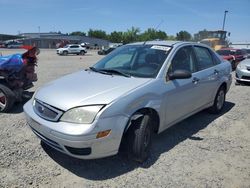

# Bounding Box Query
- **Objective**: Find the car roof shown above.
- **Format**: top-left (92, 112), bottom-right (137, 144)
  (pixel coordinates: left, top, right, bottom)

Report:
top-left (219, 48), bottom-right (241, 51)
top-left (67, 44), bottom-right (80, 46)
top-left (128, 40), bottom-right (207, 48)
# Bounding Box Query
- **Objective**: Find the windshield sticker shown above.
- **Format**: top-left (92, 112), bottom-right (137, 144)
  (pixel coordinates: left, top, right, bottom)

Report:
top-left (151, 45), bottom-right (171, 51)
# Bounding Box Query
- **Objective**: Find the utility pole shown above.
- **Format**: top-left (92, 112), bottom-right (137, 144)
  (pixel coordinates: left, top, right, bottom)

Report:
top-left (222, 10), bottom-right (229, 31)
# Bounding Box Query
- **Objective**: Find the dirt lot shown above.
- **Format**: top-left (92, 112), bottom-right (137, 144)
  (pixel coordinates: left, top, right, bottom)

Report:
top-left (0, 49), bottom-right (250, 188)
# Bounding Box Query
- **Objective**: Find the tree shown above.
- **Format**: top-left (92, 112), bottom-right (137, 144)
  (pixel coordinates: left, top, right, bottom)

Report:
top-left (140, 28), bottom-right (168, 41)
top-left (176, 30), bottom-right (192, 41)
top-left (122, 27), bottom-right (140, 44)
top-left (109, 31), bottom-right (123, 43)
top-left (69, 31), bottom-right (86, 36)
top-left (88, 29), bottom-right (107, 39)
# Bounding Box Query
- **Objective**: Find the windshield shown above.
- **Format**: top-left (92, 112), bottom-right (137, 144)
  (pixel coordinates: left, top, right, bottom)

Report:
top-left (92, 44), bottom-right (171, 78)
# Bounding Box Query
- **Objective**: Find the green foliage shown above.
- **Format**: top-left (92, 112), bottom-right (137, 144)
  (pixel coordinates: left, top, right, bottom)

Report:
top-left (88, 29), bottom-right (107, 39)
top-left (139, 28), bottom-right (168, 41)
top-left (109, 31), bottom-right (123, 43)
top-left (176, 30), bottom-right (192, 41)
top-left (69, 31), bottom-right (86, 36)
top-left (68, 27), bottom-right (208, 43)
top-left (122, 27), bottom-right (140, 44)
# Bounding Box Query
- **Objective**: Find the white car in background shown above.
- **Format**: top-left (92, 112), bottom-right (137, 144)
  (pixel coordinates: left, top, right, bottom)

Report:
top-left (56, 44), bottom-right (87, 56)
top-left (235, 58), bottom-right (250, 83)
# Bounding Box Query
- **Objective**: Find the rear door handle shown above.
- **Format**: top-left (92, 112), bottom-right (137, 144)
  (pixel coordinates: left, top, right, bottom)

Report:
top-left (192, 77), bottom-right (200, 84)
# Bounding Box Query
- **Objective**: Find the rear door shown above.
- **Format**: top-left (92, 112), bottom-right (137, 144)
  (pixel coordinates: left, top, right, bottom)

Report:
top-left (69, 45), bottom-right (79, 53)
top-left (192, 46), bottom-right (220, 105)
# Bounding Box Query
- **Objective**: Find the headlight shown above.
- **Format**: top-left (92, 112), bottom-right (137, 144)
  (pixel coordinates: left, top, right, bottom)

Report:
top-left (237, 64), bottom-right (244, 69)
top-left (60, 105), bottom-right (104, 124)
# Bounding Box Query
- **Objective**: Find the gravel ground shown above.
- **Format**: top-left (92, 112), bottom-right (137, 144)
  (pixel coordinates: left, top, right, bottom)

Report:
top-left (0, 49), bottom-right (250, 188)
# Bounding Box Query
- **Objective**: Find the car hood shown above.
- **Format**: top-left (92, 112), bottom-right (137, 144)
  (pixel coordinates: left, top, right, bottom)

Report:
top-left (35, 70), bottom-right (151, 111)
top-left (239, 59), bottom-right (250, 66)
top-left (57, 48), bottom-right (66, 51)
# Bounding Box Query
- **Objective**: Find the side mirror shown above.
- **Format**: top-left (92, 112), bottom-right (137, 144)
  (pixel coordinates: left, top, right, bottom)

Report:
top-left (168, 69), bottom-right (192, 80)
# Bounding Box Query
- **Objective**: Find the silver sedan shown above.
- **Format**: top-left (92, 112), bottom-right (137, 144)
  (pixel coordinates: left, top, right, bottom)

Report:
top-left (235, 58), bottom-right (250, 83)
top-left (24, 41), bottom-right (232, 162)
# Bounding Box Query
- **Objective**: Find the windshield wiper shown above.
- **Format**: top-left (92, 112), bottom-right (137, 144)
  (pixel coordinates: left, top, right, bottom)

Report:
top-left (99, 69), bottom-right (131, 77)
top-left (88, 67), bottom-right (130, 77)
top-left (88, 67), bottom-right (112, 75)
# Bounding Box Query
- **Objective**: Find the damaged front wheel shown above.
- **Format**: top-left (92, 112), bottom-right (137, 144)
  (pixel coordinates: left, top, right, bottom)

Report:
top-left (0, 84), bottom-right (15, 112)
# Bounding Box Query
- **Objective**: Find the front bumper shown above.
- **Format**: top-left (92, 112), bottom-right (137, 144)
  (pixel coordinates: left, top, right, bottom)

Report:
top-left (23, 100), bottom-right (129, 159)
top-left (56, 50), bottom-right (63, 55)
top-left (235, 68), bottom-right (250, 82)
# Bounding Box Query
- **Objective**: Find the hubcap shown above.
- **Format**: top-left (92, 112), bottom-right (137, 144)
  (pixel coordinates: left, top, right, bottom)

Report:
top-left (0, 91), bottom-right (7, 111)
top-left (217, 90), bottom-right (225, 110)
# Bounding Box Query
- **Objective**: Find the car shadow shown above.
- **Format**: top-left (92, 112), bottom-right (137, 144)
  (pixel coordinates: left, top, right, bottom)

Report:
top-left (8, 91), bottom-right (34, 114)
top-left (42, 101), bottom-right (235, 180)
top-left (235, 81), bottom-right (250, 86)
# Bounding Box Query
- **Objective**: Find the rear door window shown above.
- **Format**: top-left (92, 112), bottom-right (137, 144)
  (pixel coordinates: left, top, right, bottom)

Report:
top-left (194, 46), bottom-right (214, 70)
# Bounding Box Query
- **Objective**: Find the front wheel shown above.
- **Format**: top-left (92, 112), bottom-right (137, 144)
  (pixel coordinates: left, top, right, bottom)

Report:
top-left (63, 51), bottom-right (68, 56)
top-left (127, 114), bottom-right (153, 163)
top-left (0, 84), bottom-right (15, 112)
top-left (208, 86), bottom-right (226, 114)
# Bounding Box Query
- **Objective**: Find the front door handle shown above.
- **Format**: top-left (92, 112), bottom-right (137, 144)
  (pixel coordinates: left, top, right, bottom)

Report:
top-left (192, 77), bottom-right (200, 84)
top-left (214, 69), bottom-right (219, 75)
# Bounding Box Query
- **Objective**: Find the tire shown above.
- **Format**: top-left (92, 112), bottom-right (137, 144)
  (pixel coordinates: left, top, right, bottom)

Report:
top-left (127, 114), bottom-right (153, 163)
top-left (208, 86), bottom-right (226, 114)
top-left (63, 51), bottom-right (68, 56)
top-left (235, 80), bottom-right (241, 85)
top-left (80, 51), bottom-right (85, 55)
top-left (0, 84), bottom-right (15, 112)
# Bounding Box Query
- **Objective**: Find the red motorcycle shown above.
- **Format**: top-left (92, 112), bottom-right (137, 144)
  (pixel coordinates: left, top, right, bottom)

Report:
top-left (0, 46), bottom-right (39, 112)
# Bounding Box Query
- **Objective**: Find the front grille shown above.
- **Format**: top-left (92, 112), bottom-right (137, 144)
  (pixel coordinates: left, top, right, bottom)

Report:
top-left (242, 76), bottom-right (250, 80)
top-left (33, 99), bottom-right (63, 121)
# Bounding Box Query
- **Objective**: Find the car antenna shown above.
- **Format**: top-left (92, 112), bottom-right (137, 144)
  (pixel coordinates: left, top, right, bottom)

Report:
top-left (143, 20), bottom-right (164, 45)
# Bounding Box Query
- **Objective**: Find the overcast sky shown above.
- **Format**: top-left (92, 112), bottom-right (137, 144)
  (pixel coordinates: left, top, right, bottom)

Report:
top-left (0, 0), bottom-right (249, 42)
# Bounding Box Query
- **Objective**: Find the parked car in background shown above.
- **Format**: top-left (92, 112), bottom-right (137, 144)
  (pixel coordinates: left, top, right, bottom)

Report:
top-left (56, 44), bottom-right (87, 56)
top-left (235, 58), bottom-right (250, 84)
top-left (24, 41), bottom-right (232, 162)
top-left (243, 49), bottom-right (250, 59)
top-left (216, 48), bottom-right (247, 70)
top-left (6, 41), bottom-right (23, 49)
top-left (98, 47), bottom-right (115, 55)
top-left (81, 42), bottom-right (90, 49)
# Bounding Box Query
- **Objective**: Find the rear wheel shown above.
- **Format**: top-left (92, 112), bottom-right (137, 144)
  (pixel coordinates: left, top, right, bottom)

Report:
top-left (127, 114), bottom-right (153, 163)
top-left (208, 86), bottom-right (226, 114)
top-left (0, 84), bottom-right (15, 112)
top-left (80, 51), bottom-right (85, 55)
